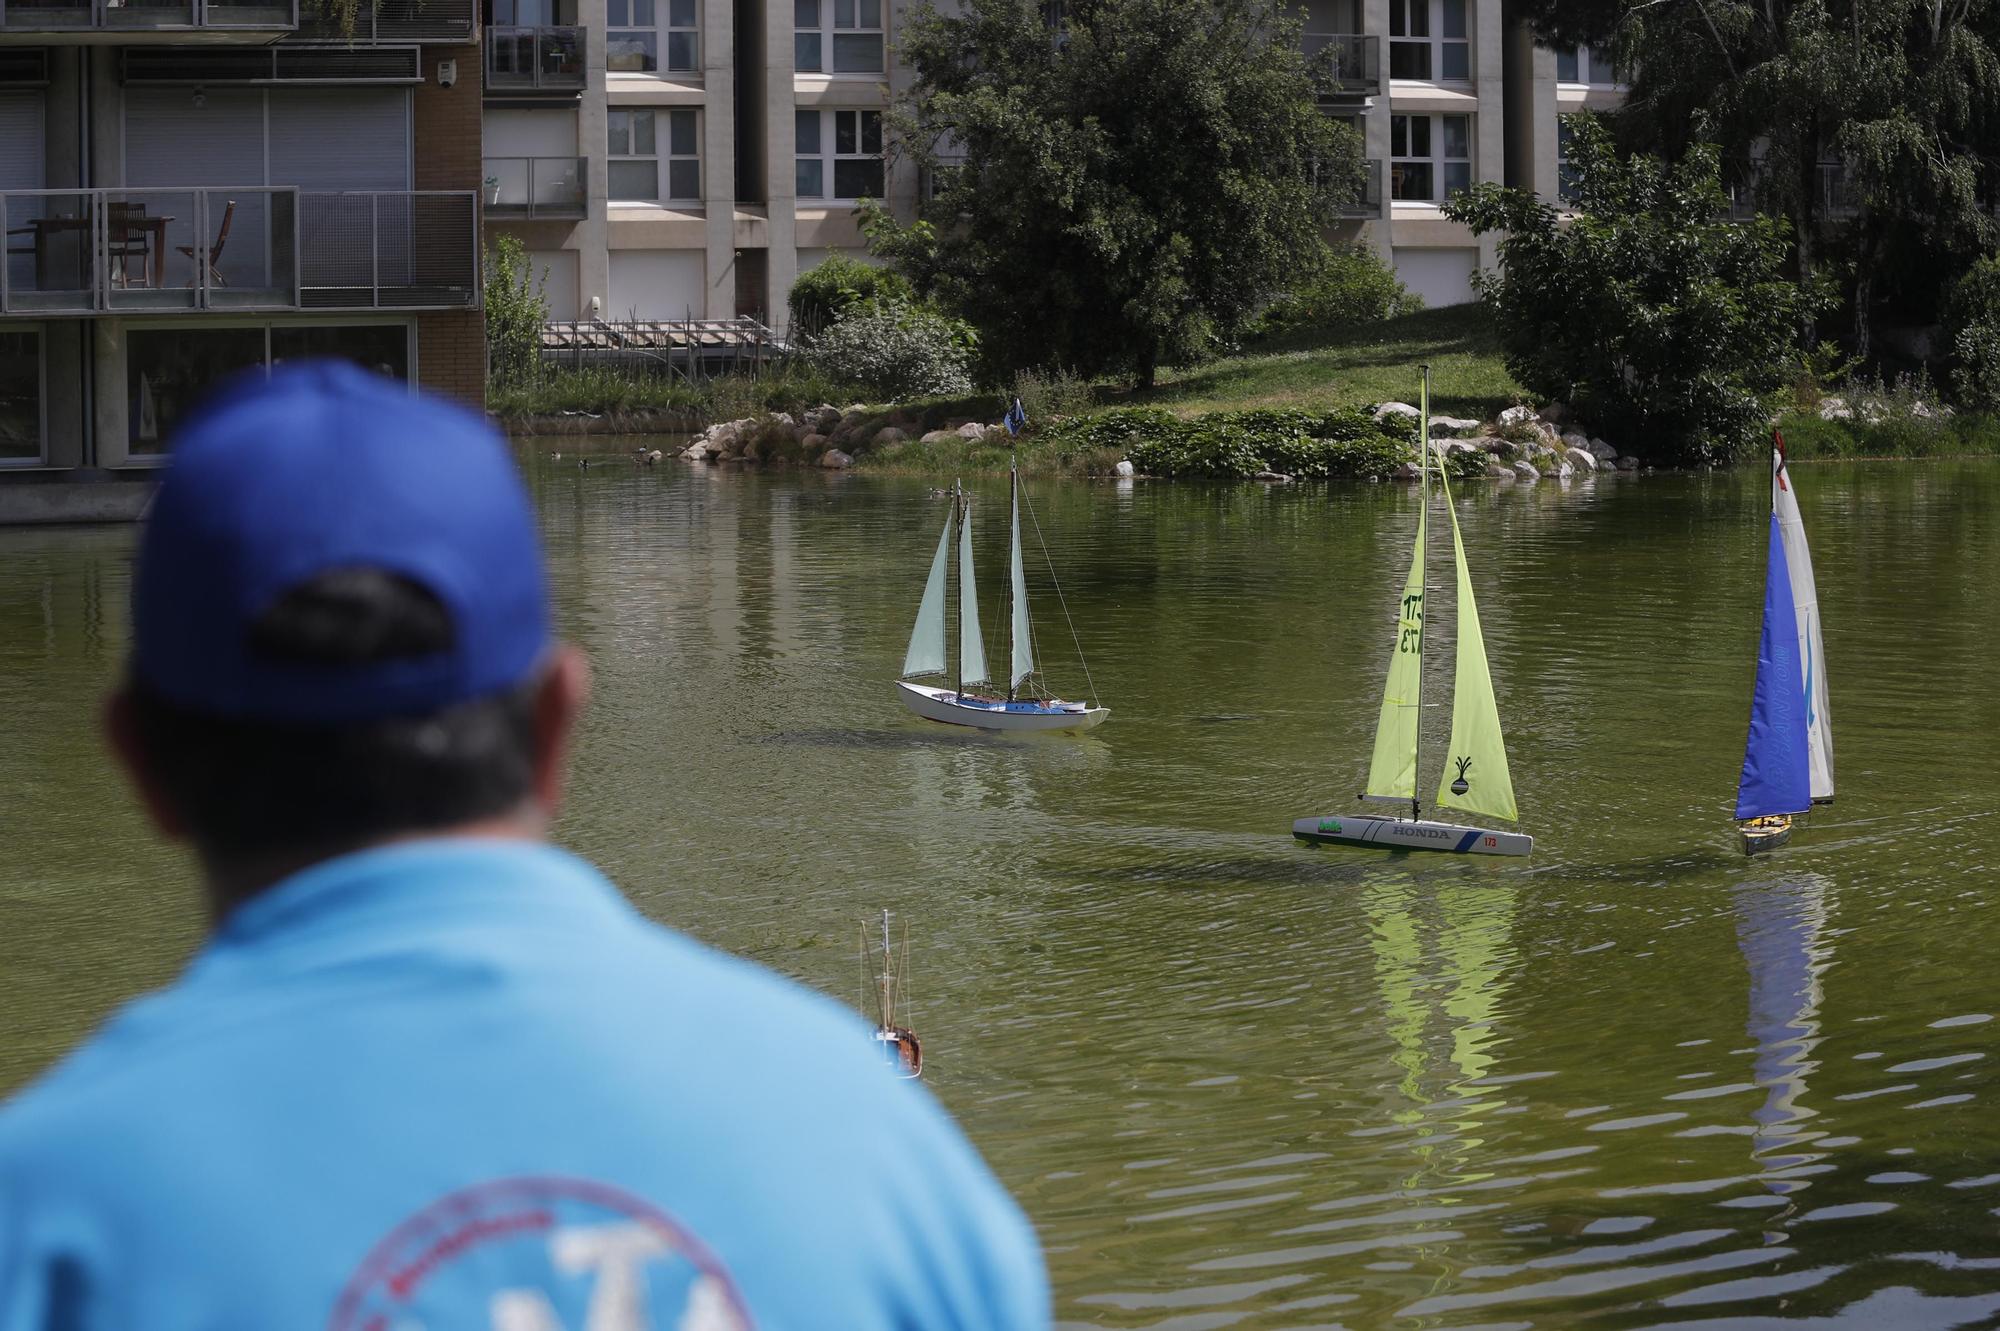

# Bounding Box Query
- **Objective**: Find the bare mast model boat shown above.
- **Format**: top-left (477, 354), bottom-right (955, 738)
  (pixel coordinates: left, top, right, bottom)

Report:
top-left (863, 910), bottom-right (922, 1079)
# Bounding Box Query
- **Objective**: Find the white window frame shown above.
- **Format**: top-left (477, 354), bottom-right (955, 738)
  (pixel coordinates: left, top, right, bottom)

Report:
top-left (794, 0), bottom-right (885, 75)
top-left (606, 0), bottom-right (700, 75)
top-left (106, 317), bottom-right (414, 468)
top-left (1388, 0), bottom-right (1469, 83)
top-left (1555, 44), bottom-right (1620, 86)
top-left (795, 108), bottom-right (885, 202)
top-left (0, 325), bottom-right (48, 469)
top-left (1389, 112), bottom-right (1471, 203)
top-left (608, 108), bottom-right (702, 204)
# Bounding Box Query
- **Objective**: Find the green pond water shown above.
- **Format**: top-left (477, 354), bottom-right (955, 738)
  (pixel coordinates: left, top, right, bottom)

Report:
top-left (5, 453), bottom-right (2000, 1327)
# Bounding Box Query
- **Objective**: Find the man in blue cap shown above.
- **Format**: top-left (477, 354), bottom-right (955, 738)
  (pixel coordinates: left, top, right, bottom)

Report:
top-left (0, 363), bottom-right (1050, 1330)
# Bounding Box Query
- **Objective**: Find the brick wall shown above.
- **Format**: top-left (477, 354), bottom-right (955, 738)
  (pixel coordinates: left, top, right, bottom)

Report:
top-left (418, 311), bottom-right (487, 408)
top-left (414, 43), bottom-right (484, 191)
top-left (414, 41), bottom-right (487, 409)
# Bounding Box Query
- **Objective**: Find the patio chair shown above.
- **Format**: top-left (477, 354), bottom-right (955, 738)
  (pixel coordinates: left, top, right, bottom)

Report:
top-left (177, 198), bottom-right (234, 288)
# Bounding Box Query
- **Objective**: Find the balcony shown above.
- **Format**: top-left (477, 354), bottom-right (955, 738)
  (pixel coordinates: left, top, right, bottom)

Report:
top-left (293, 0), bottom-right (471, 43)
top-left (0, 188), bottom-right (474, 314)
top-left (484, 156), bottom-right (585, 219)
top-left (0, 0), bottom-right (296, 40)
top-left (2, 188), bottom-right (299, 314)
top-left (298, 190), bottom-right (478, 309)
top-left (1305, 32), bottom-right (1379, 98)
top-left (485, 23), bottom-right (583, 94)
top-left (1726, 160), bottom-right (1857, 223)
top-left (1333, 157), bottom-right (1384, 217)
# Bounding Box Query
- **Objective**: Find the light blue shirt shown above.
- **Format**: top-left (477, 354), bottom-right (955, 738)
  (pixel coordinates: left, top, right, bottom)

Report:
top-left (0, 840), bottom-right (1049, 1330)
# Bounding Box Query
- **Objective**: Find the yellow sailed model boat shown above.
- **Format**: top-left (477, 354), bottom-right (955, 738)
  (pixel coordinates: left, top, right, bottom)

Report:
top-left (1293, 366), bottom-right (1533, 858)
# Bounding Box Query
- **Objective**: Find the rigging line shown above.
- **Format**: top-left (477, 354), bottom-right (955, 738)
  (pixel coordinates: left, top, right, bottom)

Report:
top-left (1019, 479), bottom-right (1100, 707)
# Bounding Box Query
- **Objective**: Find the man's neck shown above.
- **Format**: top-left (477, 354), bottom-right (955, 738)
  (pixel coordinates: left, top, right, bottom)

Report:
top-left (201, 814), bottom-right (547, 924)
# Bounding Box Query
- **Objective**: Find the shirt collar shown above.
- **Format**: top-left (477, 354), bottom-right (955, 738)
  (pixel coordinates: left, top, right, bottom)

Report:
top-left (214, 837), bottom-right (632, 951)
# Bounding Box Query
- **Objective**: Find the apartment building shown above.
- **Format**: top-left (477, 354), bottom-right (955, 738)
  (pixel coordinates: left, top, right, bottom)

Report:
top-left (481, 0), bottom-right (916, 332)
top-left (0, 0), bottom-right (486, 522)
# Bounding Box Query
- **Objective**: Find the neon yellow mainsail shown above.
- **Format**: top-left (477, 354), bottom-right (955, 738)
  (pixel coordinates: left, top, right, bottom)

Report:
top-left (1366, 393), bottom-right (1429, 802)
top-left (1433, 462), bottom-right (1518, 822)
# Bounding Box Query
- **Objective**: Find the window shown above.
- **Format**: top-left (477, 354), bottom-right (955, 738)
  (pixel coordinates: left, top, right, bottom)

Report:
top-left (127, 324), bottom-right (409, 455)
top-left (1389, 0), bottom-right (1468, 81)
top-left (1558, 44), bottom-right (1620, 84)
top-left (609, 108), bottom-right (701, 202)
top-left (795, 0), bottom-right (885, 74)
top-left (1390, 113), bottom-right (1470, 201)
top-left (607, 0), bottom-right (698, 74)
top-left (0, 329), bottom-right (42, 465)
top-left (796, 109), bottom-right (884, 200)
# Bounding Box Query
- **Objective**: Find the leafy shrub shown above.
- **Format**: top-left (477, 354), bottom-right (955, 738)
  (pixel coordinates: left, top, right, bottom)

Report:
top-left (1946, 258), bottom-right (2000, 412)
top-left (787, 256), bottom-right (913, 339)
top-left (1953, 323), bottom-right (2000, 413)
top-left (1036, 406), bottom-right (1443, 479)
top-left (806, 303), bottom-right (977, 401)
top-left (484, 236), bottom-right (549, 389)
top-left (1444, 115), bottom-right (1824, 466)
top-left (1253, 246), bottom-right (1423, 339)
top-left (1010, 366), bottom-right (1096, 422)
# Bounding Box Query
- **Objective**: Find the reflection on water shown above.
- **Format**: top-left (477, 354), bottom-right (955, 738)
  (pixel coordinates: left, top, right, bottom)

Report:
top-left (5, 455), bottom-right (2000, 1326)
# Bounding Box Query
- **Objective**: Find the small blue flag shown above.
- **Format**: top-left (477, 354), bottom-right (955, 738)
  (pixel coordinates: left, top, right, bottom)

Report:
top-left (1004, 397), bottom-right (1027, 437)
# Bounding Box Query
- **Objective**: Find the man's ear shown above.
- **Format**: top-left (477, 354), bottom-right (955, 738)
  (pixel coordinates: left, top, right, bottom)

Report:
top-left (104, 687), bottom-right (189, 842)
top-left (530, 644), bottom-right (591, 819)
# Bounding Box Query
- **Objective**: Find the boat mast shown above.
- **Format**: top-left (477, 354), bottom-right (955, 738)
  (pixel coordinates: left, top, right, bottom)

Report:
top-left (1007, 465), bottom-right (1018, 703)
top-left (877, 909), bottom-right (896, 1028)
top-left (1411, 363), bottom-right (1430, 823)
top-left (952, 481), bottom-right (964, 701)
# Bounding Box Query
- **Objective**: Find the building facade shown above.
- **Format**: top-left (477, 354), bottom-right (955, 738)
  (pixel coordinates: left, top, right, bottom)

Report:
top-left (483, 0), bottom-right (1622, 334)
top-left (0, 0), bottom-right (484, 523)
top-left (481, 0), bottom-right (917, 334)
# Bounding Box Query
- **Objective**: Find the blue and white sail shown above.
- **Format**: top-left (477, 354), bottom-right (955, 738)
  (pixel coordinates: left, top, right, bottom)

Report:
top-left (1736, 512), bottom-right (1813, 821)
top-left (1772, 438), bottom-right (1834, 802)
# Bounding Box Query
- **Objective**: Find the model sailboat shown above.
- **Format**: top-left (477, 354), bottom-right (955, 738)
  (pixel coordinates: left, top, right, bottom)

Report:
top-left (1735, 432), bottom-right (1834, 854)
top-left (1294, 367), bottom-right (1532, 857)
top-left (895, 471), bottom-right (1109, 733)
top-left (862, 910), bottom-right (921, 1079)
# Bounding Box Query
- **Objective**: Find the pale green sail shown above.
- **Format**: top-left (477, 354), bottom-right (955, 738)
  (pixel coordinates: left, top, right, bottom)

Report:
top-left (902, 503), bottom-right (954, 677)
top-left (1433, 463), bottom-right (1518, 822)
top-left (958, 489), bottom-right (990, 686)
top-left (1365, 412), bottom-right (1428, 802)
top-left (1008, 470), bottom-right (1035, 693)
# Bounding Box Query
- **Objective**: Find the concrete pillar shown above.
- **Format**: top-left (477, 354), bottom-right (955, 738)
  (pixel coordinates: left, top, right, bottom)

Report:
top-left (762, 0), bottom-right (797, 333)
top-left (1361, 0), bottom-right (1394, 264)
top-left (702, 0), bottom-right (736, 317)
top-left (576, 0), bottom-right (612, 316)
top-left (1473, 0), bottom-right (1505, 271)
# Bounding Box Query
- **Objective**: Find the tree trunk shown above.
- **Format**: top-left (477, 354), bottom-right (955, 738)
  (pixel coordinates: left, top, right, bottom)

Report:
top-left (1136, 339), bottom-right (1159, 391)
top-left (1852, 219), bottom-right (1877, 362)
top-left (1795, 144), bottom-right (1819, 348)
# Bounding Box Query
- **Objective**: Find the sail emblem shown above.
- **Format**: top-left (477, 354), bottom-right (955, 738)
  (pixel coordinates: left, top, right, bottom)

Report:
top-left (1450, 756), bottom-right (1472, 795)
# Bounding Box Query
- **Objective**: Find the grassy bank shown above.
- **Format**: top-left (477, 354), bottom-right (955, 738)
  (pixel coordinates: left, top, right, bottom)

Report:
top-left (1777, 408), bottom-right (2000, 460)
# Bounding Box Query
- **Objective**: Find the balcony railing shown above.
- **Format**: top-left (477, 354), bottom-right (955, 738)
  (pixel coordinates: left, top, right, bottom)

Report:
top-left (1, 188), bottom-right (474, 315)
top-left (298, 191), bottom-right (478, 309)
top-left (484, 157), bottom-right (585, 219)
top-left (2, 188), bottom-right (299, 316)
top-left (486, 24), bottom-right (584, 92)
top-left (293, 0), bottom-right (472, 43)
top-left (0, 0), bottom-right (296, 35)
top-left (1334, 157), bottom-right (1384, 217)
top-left (1305, 32), bottom-right (1380, 97)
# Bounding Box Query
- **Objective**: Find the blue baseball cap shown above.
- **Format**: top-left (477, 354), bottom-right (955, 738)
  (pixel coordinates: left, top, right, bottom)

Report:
top-left (132, 361), bottom-right (551, 725)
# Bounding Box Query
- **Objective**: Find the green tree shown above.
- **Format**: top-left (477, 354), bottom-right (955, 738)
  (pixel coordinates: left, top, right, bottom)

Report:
top-left (787, 255), bottom-right (915, 338)
top-left (1514, 0), bottom-right (2000, 355)
top-left (484, 235), bottom-right (549, 389)
top-left (1445, 117), bottom-right (1824, 464)
top-left (890, 0), bottom-right (1362, 388)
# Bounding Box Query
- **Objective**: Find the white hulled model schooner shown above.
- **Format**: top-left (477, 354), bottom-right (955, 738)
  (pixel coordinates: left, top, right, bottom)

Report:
top-left (895, 469), bottom-right (1109, 733)
top-left (1294, 367), bottom-right (1533, 857)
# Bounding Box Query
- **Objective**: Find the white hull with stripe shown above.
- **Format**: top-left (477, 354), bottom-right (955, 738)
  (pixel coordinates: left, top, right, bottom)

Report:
top-left (1292, 813), bottom-right (1533, 857)
top-left (896, 681), bottom-right (1109, 733)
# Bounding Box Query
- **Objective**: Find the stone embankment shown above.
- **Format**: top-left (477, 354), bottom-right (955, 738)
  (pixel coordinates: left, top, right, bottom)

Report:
top-left (682, 404), bottom-right (1006, 470)
top-left (1373, 400), bottom-right (1641, 483)
top-left (677, 398), bottom-right (1645, 480)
